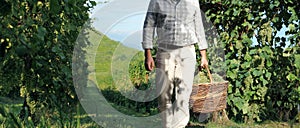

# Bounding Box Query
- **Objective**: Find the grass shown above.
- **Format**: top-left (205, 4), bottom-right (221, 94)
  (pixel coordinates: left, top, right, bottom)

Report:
top-left (0, 96), bottom-right (102, 128)
top-left (1, 96), bottom-right (298, 128)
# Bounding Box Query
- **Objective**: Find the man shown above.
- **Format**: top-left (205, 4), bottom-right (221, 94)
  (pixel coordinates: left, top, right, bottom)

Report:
top-left (142, 0), bottom-right (208, 127)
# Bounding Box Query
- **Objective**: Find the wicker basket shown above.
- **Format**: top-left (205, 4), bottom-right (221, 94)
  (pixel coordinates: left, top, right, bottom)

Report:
top-left (189, 66), bottom-right (228, 113)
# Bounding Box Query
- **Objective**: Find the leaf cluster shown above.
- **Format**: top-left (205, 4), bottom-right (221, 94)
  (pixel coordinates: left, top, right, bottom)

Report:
top-left (199, 0), bottom-right (300, 122)
top-left (0, 0), bottom-right (94, 125)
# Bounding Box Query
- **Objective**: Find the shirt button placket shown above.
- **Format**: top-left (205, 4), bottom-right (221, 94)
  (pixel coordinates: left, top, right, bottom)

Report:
top-left (174, 3), bottom-right (178, 43)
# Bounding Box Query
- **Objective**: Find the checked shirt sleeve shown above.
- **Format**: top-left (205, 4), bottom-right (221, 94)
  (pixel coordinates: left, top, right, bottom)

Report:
top-left (194, 3), bottom-right (208, 50)
top-left (142, 0), bottom-right (158, 49)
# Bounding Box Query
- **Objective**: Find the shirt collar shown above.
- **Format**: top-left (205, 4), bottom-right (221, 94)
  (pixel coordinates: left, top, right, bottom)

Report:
top-left (171, 0), bottom-right (180, 4)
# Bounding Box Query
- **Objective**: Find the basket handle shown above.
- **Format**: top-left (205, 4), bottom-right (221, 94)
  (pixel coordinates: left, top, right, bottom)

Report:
top-left (203, 65), bottom-right (213, 84)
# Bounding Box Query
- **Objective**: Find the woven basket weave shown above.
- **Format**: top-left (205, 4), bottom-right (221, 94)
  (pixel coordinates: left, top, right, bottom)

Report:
top-left (189, 66), bottom-right (228, 113)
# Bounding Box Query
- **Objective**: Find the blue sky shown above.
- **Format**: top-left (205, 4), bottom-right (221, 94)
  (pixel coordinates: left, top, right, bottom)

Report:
top-left (89, 0), bottom-right (149, 50)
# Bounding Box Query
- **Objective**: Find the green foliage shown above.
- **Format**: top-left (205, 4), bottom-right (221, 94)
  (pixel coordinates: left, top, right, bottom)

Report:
top-left (199, 0), bottom-right (300, 122)
top-left (0, 0), bottom-right (94, 125)
top-left (194, 72), bottom-right (225, 84)
top-left (129, 52), bottom-right (148, 87)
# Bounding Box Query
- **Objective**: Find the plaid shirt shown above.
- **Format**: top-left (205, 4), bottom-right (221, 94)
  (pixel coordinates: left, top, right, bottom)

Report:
top-left (142, 0), bottom-right (208, 50)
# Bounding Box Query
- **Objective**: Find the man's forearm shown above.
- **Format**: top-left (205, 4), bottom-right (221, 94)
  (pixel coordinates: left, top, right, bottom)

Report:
top-left (200, 49), bottom-right (207, 59)
top-left (145, 49), bottom-right (152, 58)
top-left (144, 49), bottom-right (155, 71)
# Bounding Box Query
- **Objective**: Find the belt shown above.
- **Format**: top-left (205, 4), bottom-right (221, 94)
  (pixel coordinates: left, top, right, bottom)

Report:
top-left (158, 43), bottom-right (195, 50)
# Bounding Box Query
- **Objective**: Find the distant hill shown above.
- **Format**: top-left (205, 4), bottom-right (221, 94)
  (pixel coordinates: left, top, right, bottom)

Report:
top-left (85, 29), bottom-right (144, 90)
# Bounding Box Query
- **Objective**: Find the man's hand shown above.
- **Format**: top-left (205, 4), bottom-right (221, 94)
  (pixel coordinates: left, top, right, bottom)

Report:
top-left (144, 49), bottom-right (155, 71)
top-left (200, 49), bottom-right (208, 68)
